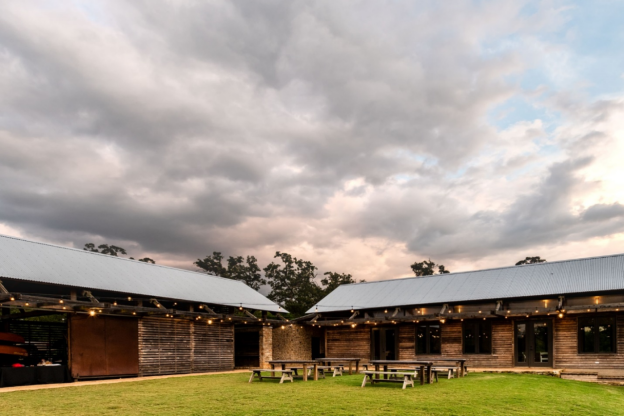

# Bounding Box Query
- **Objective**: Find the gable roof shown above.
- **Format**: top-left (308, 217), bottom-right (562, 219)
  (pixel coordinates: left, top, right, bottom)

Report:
top-left (0, 234), bottom-right (282, 313)
top-left (307, 253), bottom-right (624, 313)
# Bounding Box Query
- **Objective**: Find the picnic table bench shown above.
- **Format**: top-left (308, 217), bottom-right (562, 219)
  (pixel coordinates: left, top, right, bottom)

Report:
top-left (248, 368), bottom-right (294, 384)
top-left (290, 365), bottom-right (344, 378)
top-left (362, 371), bottom-right (415, 389)
top-left (269, 360), bottom-right (319, 381)
top-left (432, 365), bottom-right (460, 379)
top-left (316, 358), bottom-right (360, 375)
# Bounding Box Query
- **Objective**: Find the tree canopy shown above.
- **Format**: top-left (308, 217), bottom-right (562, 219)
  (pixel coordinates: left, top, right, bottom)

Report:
top-left (515, 256), bottom-right (546, 266)
top-left (195, 252), bottom-right (266, 291)
top-left (83, 243), bottom-right (156, 263)
top-left (410, 259), bottom-right (450, 276)
top-left (263, 252), bottom-right (321, 317)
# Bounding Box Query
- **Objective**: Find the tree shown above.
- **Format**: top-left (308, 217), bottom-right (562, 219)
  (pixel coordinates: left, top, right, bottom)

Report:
top-left (410, 259), bottom-right (450, 276)
top-left (320, 272), bottom-right (359, 296)
top-left (195, 252), bottom-right (229, 277)
top-left (83, 243), bottom-right (156, 263)
top-left (515, 256), bottom-right (546, 266)
top-left (263, 252), bottom-right (323, 317)
top-left (227, 255), bottom-right (266, 291)
top-left (84, 243), bottom-right (127, 256)
top-left (195, 252), bottom-right (266, 291)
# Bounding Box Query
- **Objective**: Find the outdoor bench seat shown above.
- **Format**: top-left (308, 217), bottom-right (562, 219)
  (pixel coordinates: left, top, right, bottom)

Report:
top-left (386, 367), bottom-right (441, 382)
top-left (431, 366), bottom-right (460, 379)
top-left (315, 365), bottom-right (344, 377)
top-left (249, 368), bottom-right (294, 384)
top-left (362, 371), bottom-right (415, 389)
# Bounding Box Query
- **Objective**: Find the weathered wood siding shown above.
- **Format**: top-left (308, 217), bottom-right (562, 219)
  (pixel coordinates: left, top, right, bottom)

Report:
top-left (326, 327), bottom-right (370, 361)
top-left (397, 321), bottom-right (514, 367)
top-left (139, 317), bottom-right (233, 376)
top-left (554, 313), bottom-right (624, 369)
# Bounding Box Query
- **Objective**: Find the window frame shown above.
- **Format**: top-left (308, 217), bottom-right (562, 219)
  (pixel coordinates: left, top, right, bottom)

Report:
top-left (577, 315), bottom-right (617, 354)
top-left (415, 323), bottom-right (442, 355)
top-left (462, 319), bottom-right (493, 355)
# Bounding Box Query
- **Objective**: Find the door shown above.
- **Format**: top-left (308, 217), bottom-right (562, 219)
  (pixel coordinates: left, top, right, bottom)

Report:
top-left (371, 327), bottom-right (398, 360)
top-left (515, 320), bottom-right (552, 367)
top-left (70, 315), bottom-right (139, 378)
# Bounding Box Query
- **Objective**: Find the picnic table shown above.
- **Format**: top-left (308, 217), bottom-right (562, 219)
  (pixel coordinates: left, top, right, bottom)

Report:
top-left (430, 358), bottom-right (468, 377)
top-left (369, 360), bottom-right (434, 385)
top-left (268, 360), bottom-right (319, 381)
top-left (315, 358), bottom-right (361, 375)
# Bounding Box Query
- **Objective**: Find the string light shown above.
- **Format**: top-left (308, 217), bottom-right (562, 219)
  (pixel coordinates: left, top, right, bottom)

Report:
top-left (59, 300), bottom-right (64, 304)
top-left (128, 297), bottom-right (132, 301)
top-left (89, 310), bottom-right (95, 316)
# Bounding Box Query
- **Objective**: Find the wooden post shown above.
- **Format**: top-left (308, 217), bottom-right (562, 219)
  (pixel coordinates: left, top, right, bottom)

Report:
top-left (419, 365), bottom-right (425, 385)
top-left (313, 363), bottom-right (318, 381)
top-left (303, 363), bottom-right (308, 381)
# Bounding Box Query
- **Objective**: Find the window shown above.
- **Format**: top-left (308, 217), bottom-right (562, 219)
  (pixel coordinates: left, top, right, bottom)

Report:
top-left (578, 316), bottom-right (616, 353)
top-left (416, 324), bottom-right (441, 354)
top-left (463, 320), bottom-right (492, 354)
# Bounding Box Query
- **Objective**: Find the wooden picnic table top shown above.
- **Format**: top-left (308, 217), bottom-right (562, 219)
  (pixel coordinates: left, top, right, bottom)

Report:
top-left (268, 360), bottom-right (319, 364)
top-left (430, 358), bottom-right (467, 363)
top-left (316, 358), bottom-right (361, 361)
top-left (370, 360), bottom-right (433, 365)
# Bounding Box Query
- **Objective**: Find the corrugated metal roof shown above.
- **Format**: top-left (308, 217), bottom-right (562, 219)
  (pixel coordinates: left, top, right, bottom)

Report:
top-left (0, 234), bottom-right (283, 313)
top-left (307, 254), bottom-right (624, 313)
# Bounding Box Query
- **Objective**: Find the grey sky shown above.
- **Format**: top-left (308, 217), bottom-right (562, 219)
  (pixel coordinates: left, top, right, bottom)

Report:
top-left (1, 1), bottom-right (624, 281)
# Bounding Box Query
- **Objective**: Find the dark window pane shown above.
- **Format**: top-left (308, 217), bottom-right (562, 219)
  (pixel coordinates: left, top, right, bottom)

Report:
top-left (579, 318), bottom-right (595, 353)
top-left (478, 322), bottom-right (492, 354)
top-left (517, 323), bottom-right (527, 362)
top-left (372, 329), bottom-right (381, 360)
top-left (429, 325), bottom-right (441, 354)
top-left (463, 325), bottom-right (476, 354)
top-left (416, 325), bottom-right (427, 354)
top-left (533, 322), bottom-right (549, 363)
top-left (385, 329), bottom-right (396, 360)
top-left (597, 317), bottom-right (615, 353)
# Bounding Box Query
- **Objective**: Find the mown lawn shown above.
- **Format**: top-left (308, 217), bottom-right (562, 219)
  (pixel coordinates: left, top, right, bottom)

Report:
top-left (2, 372), bottom-right (624, 415)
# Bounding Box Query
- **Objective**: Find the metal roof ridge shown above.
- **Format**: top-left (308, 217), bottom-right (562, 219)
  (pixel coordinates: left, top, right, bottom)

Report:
top-left (338, 251), bottom-right (624, 287)
top-left (0, 233), bottom-right (240, 283)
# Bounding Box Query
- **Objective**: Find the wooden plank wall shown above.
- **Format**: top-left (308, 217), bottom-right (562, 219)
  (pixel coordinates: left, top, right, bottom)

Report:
top-left (325, 320), bottom-right (515, 367)
top-left (139, 317), bottom-right (234, 376)
top-left (326, 327), bottom-right (370, 361)
top-left (554, 313), bottom-right (624, 369)
top-left (397, 321), bottom-right (513, 367)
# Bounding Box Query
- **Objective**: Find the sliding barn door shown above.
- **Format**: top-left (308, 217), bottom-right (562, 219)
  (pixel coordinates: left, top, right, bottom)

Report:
top-left (69, 315), bottom-right (139, 378)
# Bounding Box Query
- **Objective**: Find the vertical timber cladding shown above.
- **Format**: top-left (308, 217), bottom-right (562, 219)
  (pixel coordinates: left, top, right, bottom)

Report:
top-left (69, 315), bottom-right (139, 378)
top-left (138, 317), bottom-right (234, 376)
top-left (554, 313), bottom-right (624, 369)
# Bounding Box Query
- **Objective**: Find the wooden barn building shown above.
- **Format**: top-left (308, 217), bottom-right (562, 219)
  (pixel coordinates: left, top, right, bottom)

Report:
top-left (0, 235), bottom-right (286, 386)
top-left (300, 254), bottom-right (624, 372)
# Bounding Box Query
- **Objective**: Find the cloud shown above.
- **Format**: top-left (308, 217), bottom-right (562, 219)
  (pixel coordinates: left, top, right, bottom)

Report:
top-left (0, 1), bottom-right (624, 282)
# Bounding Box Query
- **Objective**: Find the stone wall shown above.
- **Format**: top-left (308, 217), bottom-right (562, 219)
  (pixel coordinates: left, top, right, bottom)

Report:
top-left (272, 324), bottom-right (313, 360)
top-left (259, 326), bottom-right (273, 368)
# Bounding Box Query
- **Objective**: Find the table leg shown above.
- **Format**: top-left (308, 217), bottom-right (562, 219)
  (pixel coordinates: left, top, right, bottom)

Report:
top-left (303, 364), bottom-right (308, 382)
top-left (356, 361), bottom-right (359, 374)
top-left (271, 364), bottom-right (275, 378)
top-left (375, 364), bottom-right (380, 380)
top-left (349, 361), bottom-right (353, 375)
top-left (419, 365), bottom-right (424, 385)
top-left (313, 363), bottom-right (318, 381)
top-left (460, 362), bottom-right (465, 377)
top-left (384, 365), bottom-right (388, 380)
top-left (427, 365), bottom-right (432, 384)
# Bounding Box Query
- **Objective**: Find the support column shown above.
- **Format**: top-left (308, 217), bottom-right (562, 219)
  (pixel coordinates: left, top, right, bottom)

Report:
top-left (259, 326), bottom-right (273, 369)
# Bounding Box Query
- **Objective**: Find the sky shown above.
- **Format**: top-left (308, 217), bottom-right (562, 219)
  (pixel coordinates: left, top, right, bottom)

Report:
top-left (1, 0), bottom-right (624, 283)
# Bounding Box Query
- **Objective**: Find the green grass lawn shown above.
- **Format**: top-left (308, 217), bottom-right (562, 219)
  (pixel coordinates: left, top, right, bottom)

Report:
top-left (2, 372), bottom-right (624, 416)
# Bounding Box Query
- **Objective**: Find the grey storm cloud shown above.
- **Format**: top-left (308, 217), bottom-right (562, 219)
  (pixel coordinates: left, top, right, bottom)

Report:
top-left (0, 1), bottom-right (623, 278)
